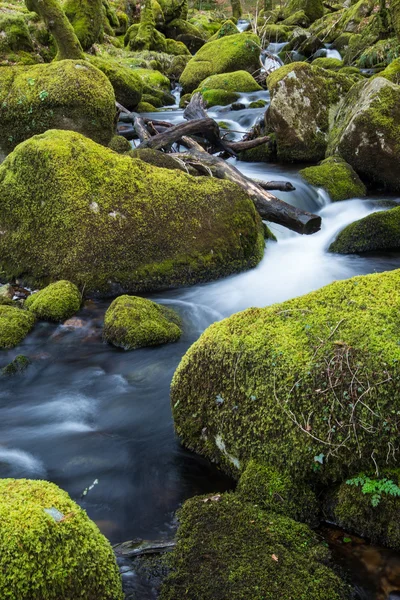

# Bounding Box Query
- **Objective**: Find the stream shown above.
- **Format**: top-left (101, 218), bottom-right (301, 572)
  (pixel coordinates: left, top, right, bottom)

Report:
top-left (2, 58), bottom-right (400, 600)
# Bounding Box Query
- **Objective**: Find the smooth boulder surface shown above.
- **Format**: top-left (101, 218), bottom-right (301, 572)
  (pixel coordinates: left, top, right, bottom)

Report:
top-left (0, 130), bottom-right (264, 295)
top-left (171, 269), bottom-right (400, 482)
top-left (104, 295), bottom-right (182, 350)
top-left (160, 493), bottom-right (351, 600)
top-left (0, 305), bottom-right (35, 348)
top-left (179, 33), bottom-right (260, 93)
top-left (266, 62), bottom-right (351, 162)
top-left (0, 479), bottom-right (123, 600)
top-left (299, 156), bottom-right (366, 201)
top-left (329, 207), bottom-right (400, 254)
top-left (327, 77), bottom-right (400, 192)
top-left (25, 280), bottom-right (81, 322)
top-left (0, 60), bottom-right (116, 153)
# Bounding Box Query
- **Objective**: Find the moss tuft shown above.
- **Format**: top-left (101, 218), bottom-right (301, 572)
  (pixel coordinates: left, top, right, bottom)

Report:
top-left (0, 305), bottom-right (35, 348)
top-left (108, 135), bottom-right (132, 153)
top-left (25, 280), bottom-right (81, 322)
top-left (299, 156), bottom-right (366, 202)
top-left (0, 478), bottom-right (123, 599)
top-left (63, 0), bottom-right (103, 49)
top-left (104, 295), bottom-right (182, 349)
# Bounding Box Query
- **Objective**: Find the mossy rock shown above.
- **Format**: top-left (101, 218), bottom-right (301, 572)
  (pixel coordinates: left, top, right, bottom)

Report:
top-left (284, 0), bottom-right (323, 23)
top-left (0, 60), bottom-right (115, 153)
top-left (208, 19), bottom-right (238, 41)
top-left (202, 89), bottom-right (239, 107)
top-left (134, 67), bottom-right (175, 106)
top-left (163, 17), bottom-right (206, 41)
top-left (0, 478), bottom-right (123, 599)
top-left (281, 10), bottom-right (310, 28)
top-left (171, 269), bottom-right (400, 483)
top-left (88, 56), bottom-right (142, 109)
top-left (358, 37), bottom-right (399, 69)
top-left (25, 280), bottom-right (81, 322)
top-left (1, 354), bottom-right (31, 377)
top-left (166, 54), bottom-right (191, 80)
top-left (179, 33), bottom-right (261, 93)
top-left (0, 130), bottom-right (264, 294)
top-left (63, 0), bottom-right (103, 49)
top-left (299, 156), bottom-right (366, 202)
top-left (196, 70), bottom-right (262, 94)
top-left (323, 473), bottom-right (400, 550)
top-left (378, 57), bottom-right (400, 86)
top-left (136, 100), bottom-right (158, 112)
top-left (248, 99), bottom-right (267, 108)
top-left (312, 57), bottom-right (344, 70)
top-left (160, 493), bottom-right (351, 600)
top-left (0, 305), bottom-right (35, 348)
top-left (261, 24), bottom-right (292, 43)
top-left (108, 135), bottom-right (132, 153)
top-left (238, 140), bottom-right (276, 163)
top-left (0, 13), bottom-right (33, 54)
top-left (158, 0), bottom-right (188, 23)
top-left (125, 22), bottom-right (189, 55)
top-left (237, 460), bottom-right (319, 525)
top-left (329, 207), bottom-right (400, 254)
top-left (103, 295), bottom-right (182, 349)
top-left (327, 77), bottom-right (400, 192)
top-left (266, 62), bottom-right (352, 162)
top-left (128, 148), bottom-right (187, 171)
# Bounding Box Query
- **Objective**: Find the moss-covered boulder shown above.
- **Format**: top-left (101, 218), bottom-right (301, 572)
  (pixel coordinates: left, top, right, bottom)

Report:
top-left (160, 493), bottom-right (351, 600)
top-left (134, 67), bottom-right (175, 106)
top-left (329, 207), bottom-right (400, 254)
top-left (299, 156), bottom-right (366, 201)
top-left (323, 473), bottom-right (400, 550)
top-left (63, 0), bottom-right (103, 49)
top-left (238, 139), bottom-right (276, 163)
top-left (25, 280), bottom-right (81, 322)
top-left (88, 56), bottom-right (142, 109)
top-left (0, 478), bottom-right (123, 599)
top-left (163, 17), bottom-right (206, 41)
top-left (179, 33), bottom-right (260, 93)
top-left (0, 130), bottom-right (264, 294)
top-left (312, 57), bottom-right (344, 70)
top-left (281, 10), bottom-right (310, 27)
top-left (262, 23), bottom-right (292, 43)
top-left (208, 19), bottom-right (238, 41)
top-left (284, 0), bottom-right (324, 23)
top-left (171, 269), bottom-right (400, 483)
top-left (266, 62), bottom-right (351, 162)
top-left (0, 305), bottom-right (35, 348)
top-left (378, 57), bottom-right (400, 85)
top-left (0, 13), bottom-right (33, 55)
top-left (196, 70), bottom-right (262, 94)
top-left (1, 354), bottom-right (31, 377)
top-left (128, 147), bottom-right (186, 170)
top-left (327, 77), bottom-right (400, 192)
top-left (237, 460), bottom-right (319, 525)
top-left (103, 295), bottom-right (181, 349)
top-left (0, 60), bottom-right (115, 153)
top-left (108, 135), bottom-right (132, 153)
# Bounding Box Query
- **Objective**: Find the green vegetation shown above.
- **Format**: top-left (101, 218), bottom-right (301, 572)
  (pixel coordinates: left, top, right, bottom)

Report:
top-left (299, 156), bottom-right (366, 202)
top-left (346, 474), bottom-right (400, 507)
top-left (0, 478), bottom-right (123, 599)
top-left (108, 135), bottom-right (132, 153)
top-left (1, 354), bottom-right (31, 376)
top-left (104, 295), bottom-right (182, 350)
top-left (25, 280), bottom-right (81, 322)
top-left (88, 55), bottom-right (143, 109)
top-left (63, 0), bottom-right (103, 49)
top-left (0, 305), bottom-right (35, 348)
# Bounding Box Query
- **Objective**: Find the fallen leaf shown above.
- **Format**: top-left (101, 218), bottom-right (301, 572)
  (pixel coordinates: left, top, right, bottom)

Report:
top-left (272, 554), bottom-right (278, 562)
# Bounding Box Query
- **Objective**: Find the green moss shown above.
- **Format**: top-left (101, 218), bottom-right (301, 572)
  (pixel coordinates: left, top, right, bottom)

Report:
top-left (164, 17), bottom-right (206, 40)
top-left (0, 60), bottom-right (116, 153)
top-left (108, 134), bottom-right (132, 153)
top-left (179, 32), bottom-right (261, 93)
top-left (261, 23), bottom-right (292, 43)
top-left (25, 280), bottom-right (81, 322)
top-left (1, 354), bottom-right (31, 376)
top-left (124, 19), bottom-right (190, 55)
top-left (0, 13), bottom-right (33, 53)
top-left (128, 147), bottom-right (186, 170)
top-left (248, 99), bottom-right (267, 108)
top-left (324, 473), bottom-right (400, 550)
top-left (161, 493), bottom-right (351, 600)
top-left (284, 0), bottom-right (323, 23)
top-left (0, 305), bottom-right (35, 348)
top-left (300, 156), bottom-right (366, 202)
top-left (88, 55), bottom-right (142, 109)
top-left (104, 295), bottom-right (182, 349)
top-left (327, 77), bottom-right (400, 192)
top-left (266, 62), bottom-right (352, 162)
top-left (136, 100), bottom-right (158, 111)
top-left (312, 57), bottom-right (343, 70)
top-left (329, 207), bottom-right (400, 254)
top-left (208, 19), bottom-right (238, 41)
top-left (201, 89), bottom-right (239, 106)
top-left (378, 57), bottom-right (400, 86)
top-left (238, 140), bottom-right (276, 163)
top-left (0, 129), bottom-right (264, 294)
top-left (171, 269), bottom-right (400, 483)
top-left (134, 67), bottom-right (175, 105)
top-left (358, 37), bottom-right (399, 69)
top-left (63, 0), bottom-right (103, 49)
top-left (237, 460), bottom-right (319, 525)
top-left (281, 10), bottom-right (310, 27)
top-left (166, 53), bottom-right (191, 80)
top-left (0, 478), bottom-right (123, 599)
top-left (197, 70), bottom-right (262, 94)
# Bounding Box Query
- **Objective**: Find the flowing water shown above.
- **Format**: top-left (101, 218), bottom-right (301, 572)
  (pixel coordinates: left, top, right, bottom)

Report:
top-left (2, 68), bottom-right (400, 600)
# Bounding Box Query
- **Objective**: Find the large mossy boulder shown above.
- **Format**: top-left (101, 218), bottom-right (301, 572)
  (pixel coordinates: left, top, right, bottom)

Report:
top-left (0, 305), bottom-right (35, 348)
top-left (323, 473), bottom-right (400, 551)
top-left (160, 493), bottom-right (351, 600)
top-left (0, 478), bottom-right (123, 599)
top-left (179, 33), bottom-right (260, 93)
top-left (0, 130), bottom-right (264, 295)
top-left (25, 280), bottom-right (81, 322)
top-left (329, 207), bottom-right (400, 254)
top-left (88, 56), bottom-right (143, 109)
top-left (327, 77), bottom-right (400, 192)
top-left (266, 62), bottom-right (351, 162)
top-left (299, 156), bottom-right (366, 201)
top-left (0, 60), bottom-right (115, 153)
top-left (103, 295), bottom-right (182, 350)
top-left (63, 0), bottom-right (103, 49)
top-left (171, 269), bottom-right (400, 483)
top-left (284, 0), bottom-right (324, 23)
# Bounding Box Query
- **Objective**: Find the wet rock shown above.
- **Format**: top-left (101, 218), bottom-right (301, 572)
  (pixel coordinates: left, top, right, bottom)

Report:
top-left (25, 281), bottom-right (81, 323)
top-left (0, 305), bottom-right (35, 349)
top-left (1, 355), bottom-right (31, 377)
top-left (299, 156), bottom-right (366, 201)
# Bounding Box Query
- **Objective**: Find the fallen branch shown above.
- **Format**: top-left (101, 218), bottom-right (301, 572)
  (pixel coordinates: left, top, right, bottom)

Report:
top-left (253, 179), bottom-right (295, 192)
top-left (136, 118), bottom-right (222, 151)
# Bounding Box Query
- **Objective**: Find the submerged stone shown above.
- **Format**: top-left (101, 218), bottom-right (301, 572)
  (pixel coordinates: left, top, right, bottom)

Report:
top-left (103, 295), bottom-right (182, 350)
top-left (25, 280), bottom-right (81, 322)
top-left (0, 479), bottom-right (123, 599)
top-left (0, 130), bottom-right (264, 295)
